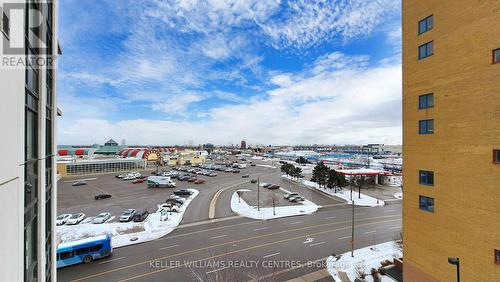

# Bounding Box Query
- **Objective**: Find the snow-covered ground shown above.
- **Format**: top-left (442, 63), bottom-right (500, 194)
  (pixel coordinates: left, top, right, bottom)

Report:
top-left (282, 175), bottom-right (385, 207)
top-left (393, 192), bottom-right (403, 199)
top-left (231, 190), bottom-right (319, 220)
top-left (326, 241), bottom-right (402, 282)
top-left (256, 164), bottom-right (277, 169)
top-left (56, 189), bottom-right (199, 248)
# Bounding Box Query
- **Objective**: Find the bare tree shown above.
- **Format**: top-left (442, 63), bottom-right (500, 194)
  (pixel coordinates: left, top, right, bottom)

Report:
top-left (236, 190), bottom-right (244, 203)
top-left (268, 193), bottom-right (280, 215)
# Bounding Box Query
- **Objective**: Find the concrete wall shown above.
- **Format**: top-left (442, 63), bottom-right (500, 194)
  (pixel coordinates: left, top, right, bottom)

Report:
top-left (402, 1), bottom-right (500, 281)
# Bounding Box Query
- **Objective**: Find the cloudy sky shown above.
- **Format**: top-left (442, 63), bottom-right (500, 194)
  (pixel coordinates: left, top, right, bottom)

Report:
top-left (57, 0), bottom-right (402, 146)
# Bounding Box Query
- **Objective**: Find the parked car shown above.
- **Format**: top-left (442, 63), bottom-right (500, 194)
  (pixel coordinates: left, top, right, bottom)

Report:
top-left (162, 204), bottom-right (180, 213)
top-left (232, 169), bottom-right (240, 173)
top-left (250, 179), bottom-right (257, 183)
top-left (65, 213), bottom-right (86, 225)
top-left (250, 163), bottom-right (256, 166)
top-left (268, 184), bottom-right (280, 190)
top-left (72, 181), bottom-right (87, 186)
top-left (169, 195), bottom-right (186, 203)
top-left (92, 212), bottom-right (111, 224)
top-left (194, 179), bottom-right (206, 184)
top-left (224, 168), bottom-right (233, 172)
top-left (289, 196), bottom-right (305, 202)
top-left (116, 174), bottom-right (125, 178)
top-left (284, 193), bottom-right (299, 200)
top-left (56, 214), bottom-right (72, 226)
top-left (132, 178), bottom-right (146, 184)
top-left (209, 173), bottom-right (217, 177)
top-left (122, 175), bottom-right (136, 181)
top-left (132, 210), bottom-right (149, 222)
top-left (165, 198), bottom-right (183, 206)
top-left (173, 189), bottom-right (193, 196)
top-left (119, 209), bottom-right (136, 222)
top-left (262, 183), bottom-right (273, 188)
top-left (242, 174), bottom-right (250, 178)
top-left (95, 193), bottom-right (112, 200)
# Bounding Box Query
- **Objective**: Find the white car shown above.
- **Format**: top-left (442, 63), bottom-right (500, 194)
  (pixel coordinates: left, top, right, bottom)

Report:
top-left (123, 175), bottom-right (136, 180)
top-left (92, 212), bottom-right (111, 224)
top-left (65, 213), bottom-right (85, 225)
top-left (56, 214), bottom-right (72, 226)
top-left (119, 209), bottom-right (136, 222)
top-left (170, 195), bottom-right (186, 203)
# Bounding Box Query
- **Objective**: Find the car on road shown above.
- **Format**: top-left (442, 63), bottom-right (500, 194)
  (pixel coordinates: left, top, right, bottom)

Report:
top-left (92, 212), bottom-right (111, 224)
top-left (65, 213), bottom-right (86, 225)
top-left (194, 179), bottom-right (206, 184)
top-left (173, 189), bottom-right (193, 196)
top-left (242, 174), bottom-right (249, 178)
top-left (132, 210), bottom-right (149, 222)
top-left (132, 178), bottom-right (146, 184)
top-left (284, 193), bottom-right (299, 200)
top-left (72, 181), bottom-right (87, 186)
top-left (250, 179), bottom-right (257, 183)
top-left (94, 193), bottom-right (112, 200)
top-left (56, 214), bottom-right (72, 226)
top-left (119, 209), bottom-right (136, 222)
top-left (289, 196), bottom-right (305, 202)
top-left (268, 184), bottom-right (280, 190)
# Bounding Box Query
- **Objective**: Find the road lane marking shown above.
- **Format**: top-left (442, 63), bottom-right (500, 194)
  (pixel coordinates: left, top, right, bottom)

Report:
top-left (363, 231), bottom-right (376, 235)
top-left (289, 221), bottom-right (303, 225)
top-left (209, 235), bottom-right (227, 239)
top-left (98, 257), bottom-right (126, 264)
top-left (337, 236), bottom-right (351, 240)
top-left (384, 209), bottom-right (395, 213)
top-left (354, 213), bottom-right (366, 216)
top-left (69, 215), bottom-right (401, 282)
top-left (206, 266), bottom-right (230, 274)
top-left (323, 216), bottom-right (336, 219)
top-left (389, 226), bottom-right (400, 230)
top-left (208, 181), bottom-right (247, 219)
top-left (159, 244), bottom-right (179, 250)
top-left (253, 227), bottom-right (269, 231)
top-left (263, 252), bottom-right (280, 258)
top-left (309, 242), bottom-right (326, 247)
top-left (116, 218), bottom-right (401, 282)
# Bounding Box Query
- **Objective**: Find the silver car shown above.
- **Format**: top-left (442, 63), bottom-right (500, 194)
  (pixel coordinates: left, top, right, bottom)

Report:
top-left (92, 212), bottom-right (111, 224)
top-left (119, 209), bottom-right (136, 222)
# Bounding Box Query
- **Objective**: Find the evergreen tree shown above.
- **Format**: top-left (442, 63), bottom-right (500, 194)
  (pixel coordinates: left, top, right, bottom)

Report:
top-left (327, 169), bottom-right (337, 189)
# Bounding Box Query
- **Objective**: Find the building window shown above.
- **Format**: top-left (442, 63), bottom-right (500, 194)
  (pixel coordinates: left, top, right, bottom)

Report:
top-left (419, 196), bottom-right (434, 212)
top-left (419, 41), bottom-right (433, 60)
top-left (418, 15), bottom-right (433, 34)
top-left (419, 119), bottom-right (434, 134)
top-left (495, 249), bottom-right (500, 265)
top-left (2, 10), bottom-right (9, 38)
top-left (419, 93), bottom-right (434, 109)
top-left (493, 49), bottom-right (500, 64)
top-left (419, 170), bottom-right (434, 185)
top-left (494, 150), bottom-right (500, 164)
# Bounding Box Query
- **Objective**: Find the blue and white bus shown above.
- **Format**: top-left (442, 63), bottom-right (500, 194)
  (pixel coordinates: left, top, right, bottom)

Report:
top-left (56, 235), bottom-right (112, 268)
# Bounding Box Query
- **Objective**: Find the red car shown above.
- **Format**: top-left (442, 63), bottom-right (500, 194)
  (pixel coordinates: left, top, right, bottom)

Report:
top-left (188, 177), bottom-right (197, 182)
top-left (194, 179), bottom-right (206, 184)
top-left (132, 178), bottom-right (146, 184)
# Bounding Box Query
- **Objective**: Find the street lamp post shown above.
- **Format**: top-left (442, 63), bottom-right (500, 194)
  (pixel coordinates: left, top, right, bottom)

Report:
top-left (448, 257), bottom-right (460, 282)
top-left (351, 199), bottom-right (354, 257)
top-left (257, 176), bottom-right (260, 211)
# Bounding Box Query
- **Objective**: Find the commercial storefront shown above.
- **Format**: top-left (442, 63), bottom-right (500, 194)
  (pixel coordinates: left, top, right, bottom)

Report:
top-left (57, 158), bottom-right (146, 177)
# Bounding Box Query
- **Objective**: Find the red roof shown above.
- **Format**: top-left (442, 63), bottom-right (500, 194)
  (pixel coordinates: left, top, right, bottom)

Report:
top-left (58, 149), bottom-right (68, 156)
top-left (75, 149), bottom-right (84, 155)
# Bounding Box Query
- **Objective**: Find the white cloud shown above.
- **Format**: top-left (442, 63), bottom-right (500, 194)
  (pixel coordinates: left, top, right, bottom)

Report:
top-left (58, 52), bottom-right (402, 145)
top-left (270, 74), bottom-right (293, 87)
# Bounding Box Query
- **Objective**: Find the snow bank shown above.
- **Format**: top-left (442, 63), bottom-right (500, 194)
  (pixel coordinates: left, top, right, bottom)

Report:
top-left (256, 164), bottom-right (277, 169)
top-left (230, 192), bottom-right (318, 220)
top-left (56, 189), bottom-right (199, 248)
top-left (326, 241), bottom-right (402, 282)
top-left (282, 175), bottom-right (384, 207)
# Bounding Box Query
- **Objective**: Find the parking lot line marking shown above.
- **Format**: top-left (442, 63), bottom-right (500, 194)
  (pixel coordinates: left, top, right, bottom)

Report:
top-left (209, 235), bottom-right (227, 239)
top-left (389, 226), bottom-right (400, 230)
top-left (363, 231), bottom-right (376, 235)
top-left (323, 216), bottom-right (336, 219)
top-left (70, 216), bottom-right (401, 282)
top-left (159, 244), bottom-right (179, 250)
top-left (289, 221), bottom-right (303, 225)
top-left (253, 227), bottom-right (269, 231)
top-left (206, 266), bottom-right (230, 274)
top-left (354, 213), bottom-right (366, 216)
top-left (98, 257), bottom-right (126, 264)
top-left (309, 242), bottom-right (326, 247)
top-left (263, 252), bottom-right (280, 258)
top-left (337, 236), bottom-right (351, 240)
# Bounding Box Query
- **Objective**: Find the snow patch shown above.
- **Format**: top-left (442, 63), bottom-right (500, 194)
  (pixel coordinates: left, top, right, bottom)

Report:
top-left (326, 241), bottom-right (402, 282)
top-left (230, 192), bottom-right (318, 220)
top-left (393, 192), bottom-right (403, 199)
top-left (56, 189), bottom-right (199, 248)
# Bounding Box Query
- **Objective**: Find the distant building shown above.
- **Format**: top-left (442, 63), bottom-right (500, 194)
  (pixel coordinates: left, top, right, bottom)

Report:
top-left (240, 140), bottom-right (247, 149)
top-left (94, 139), bottom-right (124, 155)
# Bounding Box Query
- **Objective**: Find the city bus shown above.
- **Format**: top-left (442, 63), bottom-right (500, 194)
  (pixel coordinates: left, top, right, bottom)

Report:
top-left (56, 235), bottom-right (112, 268)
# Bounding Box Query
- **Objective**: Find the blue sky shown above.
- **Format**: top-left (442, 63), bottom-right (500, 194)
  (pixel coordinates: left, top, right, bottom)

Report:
top-left (57, 0), bottom-right (402, 146)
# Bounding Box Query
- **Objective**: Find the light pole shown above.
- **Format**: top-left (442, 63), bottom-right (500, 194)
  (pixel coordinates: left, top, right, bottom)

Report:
top-left (351, 199), bottom-right (354, 257)
top-left (448, 257), bottom-right (460, 282)
top-left (257, 176), bottom-right (260, 211)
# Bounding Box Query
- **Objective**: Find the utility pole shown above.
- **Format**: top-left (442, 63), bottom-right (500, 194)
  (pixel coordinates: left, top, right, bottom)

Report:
top-left (257, 176), bottom-right (260, 211)
top-left (351, 199), bottom-right (355, 257)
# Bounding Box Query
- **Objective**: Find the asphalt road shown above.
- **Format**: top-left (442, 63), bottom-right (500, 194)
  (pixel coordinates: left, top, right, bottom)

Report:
top-left (57, 202), bottom-right (402, 282)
